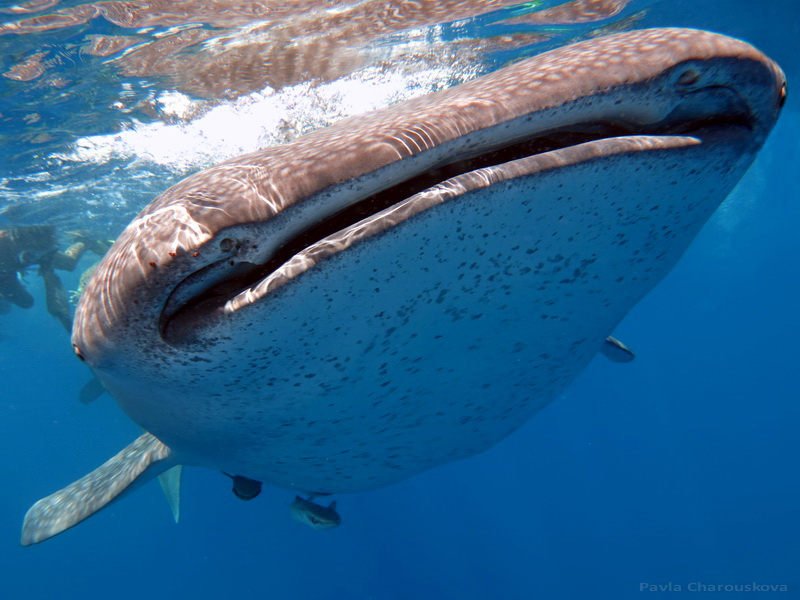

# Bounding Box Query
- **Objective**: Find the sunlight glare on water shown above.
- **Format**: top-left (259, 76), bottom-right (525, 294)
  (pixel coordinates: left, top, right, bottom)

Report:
top-left (52, 61), bottom-right (481, 173)
top-left (0, 0), bottom-right (647, 232)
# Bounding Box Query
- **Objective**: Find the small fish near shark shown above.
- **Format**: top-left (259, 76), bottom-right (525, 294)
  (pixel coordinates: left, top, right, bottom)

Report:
top-left (290, 496), bottom-right (342, 530)
top-left (21, 28), bottom-right (785, 545)
top-left (601, 336), bottom-right (635, 363)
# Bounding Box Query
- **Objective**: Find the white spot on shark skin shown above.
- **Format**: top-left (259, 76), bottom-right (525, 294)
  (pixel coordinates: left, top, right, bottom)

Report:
top-left (22, 28), bottom-right (786, 545)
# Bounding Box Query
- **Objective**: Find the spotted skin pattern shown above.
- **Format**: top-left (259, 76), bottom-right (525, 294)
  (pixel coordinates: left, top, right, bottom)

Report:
top-left (23, 28), bottom-right (785, 545)
top-left (73, 28), bottom-right (784, 348)
top-left (127, 134), bottom-right (747, 493)
top-left (21, 433), bottom-right (171, 546)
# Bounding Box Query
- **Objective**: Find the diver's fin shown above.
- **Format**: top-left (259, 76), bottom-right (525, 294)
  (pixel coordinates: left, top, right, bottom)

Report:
top-left (21, 432), bottom-right (172, 546)
top-left (600, 336), bottom-right (635, 363)
top-left (157, 465), bottom-right (183, 523)
top-left (78, 376), bottom-right (106, 404)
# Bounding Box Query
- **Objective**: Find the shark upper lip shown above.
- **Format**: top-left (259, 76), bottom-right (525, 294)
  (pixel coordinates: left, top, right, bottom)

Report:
top-left (159, 86), bottom-right (755, 346)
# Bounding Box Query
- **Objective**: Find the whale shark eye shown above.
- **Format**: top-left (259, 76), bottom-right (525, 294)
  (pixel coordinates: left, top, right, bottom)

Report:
top-left (73, 344), bottom-right (85, 362)
top-left (219, 238), bottom-right (236, 253)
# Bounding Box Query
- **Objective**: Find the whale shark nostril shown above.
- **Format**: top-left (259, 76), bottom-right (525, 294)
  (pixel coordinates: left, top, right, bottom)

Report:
top-left (676, 68), bottom-right (701, 88)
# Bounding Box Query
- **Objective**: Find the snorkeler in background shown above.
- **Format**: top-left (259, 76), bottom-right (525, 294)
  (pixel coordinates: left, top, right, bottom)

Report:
top-left (0, 226), bottom-right (111, 332)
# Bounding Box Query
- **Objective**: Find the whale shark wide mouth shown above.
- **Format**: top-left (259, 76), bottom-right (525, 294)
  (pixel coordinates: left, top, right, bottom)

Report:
top-left (160, 88), bottom-right (755, 345)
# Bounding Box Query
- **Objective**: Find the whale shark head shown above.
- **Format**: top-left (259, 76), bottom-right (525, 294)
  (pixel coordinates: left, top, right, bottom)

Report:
top-left (41, 28), bottom-right (782, 538)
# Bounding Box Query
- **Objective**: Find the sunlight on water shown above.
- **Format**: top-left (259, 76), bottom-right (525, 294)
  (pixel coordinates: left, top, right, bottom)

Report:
top-left (53, 60), bottom-right (481, 172)
top-left (0, 0), bottom-right (648, 230)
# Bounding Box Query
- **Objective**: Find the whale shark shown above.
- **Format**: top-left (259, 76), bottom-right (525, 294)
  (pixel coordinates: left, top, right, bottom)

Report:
top-left (21, 28), bottom-right (785, 545)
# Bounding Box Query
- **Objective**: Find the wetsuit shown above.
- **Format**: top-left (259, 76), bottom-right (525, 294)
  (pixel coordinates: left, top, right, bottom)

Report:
top-left (0, 228), bottom-right (87, 331)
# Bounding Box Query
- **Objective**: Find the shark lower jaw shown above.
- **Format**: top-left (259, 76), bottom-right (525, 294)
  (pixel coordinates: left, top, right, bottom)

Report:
top-left (158, 93), bottom-right (757, 347)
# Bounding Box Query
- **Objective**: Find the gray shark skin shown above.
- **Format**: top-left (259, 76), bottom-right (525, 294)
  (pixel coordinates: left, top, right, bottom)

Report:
top-left (22, 28), bottom-right (785, 545)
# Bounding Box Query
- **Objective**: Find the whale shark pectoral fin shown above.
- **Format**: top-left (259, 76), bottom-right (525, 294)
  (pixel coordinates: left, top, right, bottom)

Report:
top-left (601, 336), bottom-right (635, 363)
top-left (78, 376), bottom-right (106, 404)
top-left (21, 432), bottom-right (172, 546)
top-left (157, 465), bottom-right (183, 523)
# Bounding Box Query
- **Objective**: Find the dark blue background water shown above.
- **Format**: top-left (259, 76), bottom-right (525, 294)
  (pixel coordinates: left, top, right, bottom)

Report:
top-left (1, 1), bottom-right (798, 598)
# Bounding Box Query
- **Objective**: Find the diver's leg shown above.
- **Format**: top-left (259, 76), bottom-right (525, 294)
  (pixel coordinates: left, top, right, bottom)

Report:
top-left (50, 242), bottom-right (86, 272)
top-left (86, 239), bottom-right (113, 256)
top-left (41, 268), bottom-right (72, 331)
top-left (0, 273), bottom-right (34, 309)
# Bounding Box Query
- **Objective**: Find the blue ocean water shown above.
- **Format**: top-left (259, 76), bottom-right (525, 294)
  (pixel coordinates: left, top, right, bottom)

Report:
top-left (1, 1), bottom-right (798, 599)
